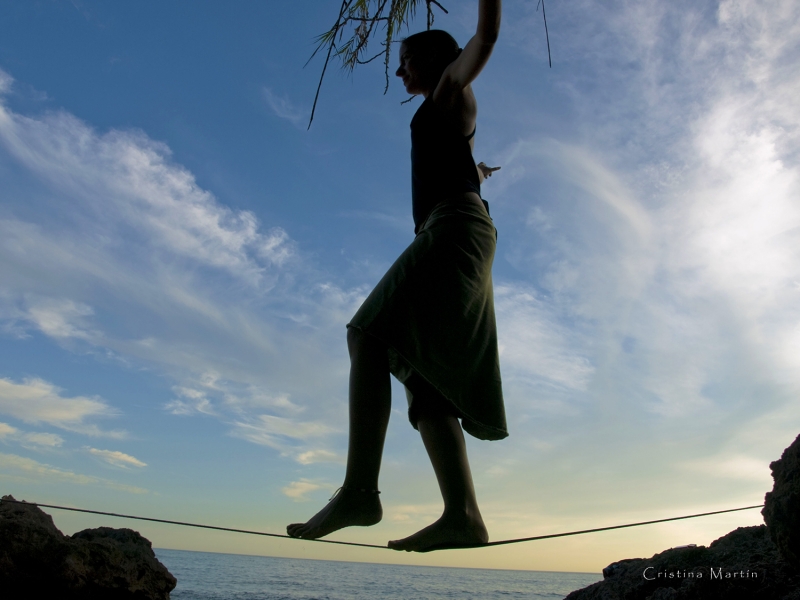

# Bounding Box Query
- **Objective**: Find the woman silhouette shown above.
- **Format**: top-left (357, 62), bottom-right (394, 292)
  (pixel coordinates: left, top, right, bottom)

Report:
top-left (288, 0), bottom-right (505, 552)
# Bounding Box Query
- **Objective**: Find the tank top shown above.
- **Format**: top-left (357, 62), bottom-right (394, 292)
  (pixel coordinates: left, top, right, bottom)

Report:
top-left (410, 96), bottom-right (481, 233)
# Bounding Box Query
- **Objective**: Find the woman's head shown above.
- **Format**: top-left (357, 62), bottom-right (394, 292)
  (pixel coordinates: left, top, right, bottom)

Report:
top-left (396, 30), bottom-right (461, 95)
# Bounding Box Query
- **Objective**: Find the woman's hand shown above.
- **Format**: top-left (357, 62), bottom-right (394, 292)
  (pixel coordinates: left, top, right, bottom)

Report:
top-left (477, 162), bottom-right (501, 183)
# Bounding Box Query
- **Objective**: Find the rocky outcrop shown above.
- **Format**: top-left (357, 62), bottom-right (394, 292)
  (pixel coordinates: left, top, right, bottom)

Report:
top-left (565, 525), bottom-right (800, 600)
top-left (0, 495), bottom-right (176, 599)
top-left (763, 433), bottom-right (800, 571)
top-left (567, 434), bottom-right (800, 599)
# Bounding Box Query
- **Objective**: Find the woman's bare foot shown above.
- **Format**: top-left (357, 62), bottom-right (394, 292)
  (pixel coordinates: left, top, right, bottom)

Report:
top-left (388, 510), bottom-right (488, 552)
top-left (286, 487), bottom-right (383, 540)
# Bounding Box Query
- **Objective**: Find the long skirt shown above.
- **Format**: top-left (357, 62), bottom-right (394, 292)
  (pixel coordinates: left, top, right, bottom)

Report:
top-left (347, 198), bottom-right (507, 441)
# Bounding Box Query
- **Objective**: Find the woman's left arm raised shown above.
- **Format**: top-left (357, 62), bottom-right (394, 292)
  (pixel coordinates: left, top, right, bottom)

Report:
top-left (435, 0), bottom-right (501, 98)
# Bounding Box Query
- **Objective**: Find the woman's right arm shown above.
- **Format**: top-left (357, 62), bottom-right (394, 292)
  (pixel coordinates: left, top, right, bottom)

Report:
top-left (435, 0), bottom-right (501, 98)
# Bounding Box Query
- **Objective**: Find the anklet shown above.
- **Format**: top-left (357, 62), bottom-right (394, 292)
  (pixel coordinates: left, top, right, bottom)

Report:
top-left (329, 486), bottom-right (381, 501)
top-left (343, 485), bottom-right (380, 494)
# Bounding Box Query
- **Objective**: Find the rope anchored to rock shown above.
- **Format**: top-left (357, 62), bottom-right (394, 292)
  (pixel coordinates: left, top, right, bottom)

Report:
top-left (2, 498), bottom-right (764, 552)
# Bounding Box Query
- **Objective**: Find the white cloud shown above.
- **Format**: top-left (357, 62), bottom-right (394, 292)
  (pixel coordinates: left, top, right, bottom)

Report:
top-left (0, 377), bottom-right (123, 437)
top-left (281, 479), bottom-right (324, 501)
top-left (165, 386), bottom-right (217, 416)
top-left (0, 0), bottom-right (796, 549)
top-left (0, 452), bottom-right (147, 493)
top-left (22, 432), bottom-right (64, 448)
top-left (495, 284), bottom-right (594, 393)
top-left (87, 447), bottom-right (147, 468)
top-left (24, 297), bottom-right (96, 340)
top-left (296, 449), bottom-right (342, 465)
top-left (258, 227), bottom-right (294, 266)
top-left (250, 415), bottom-right (336, 439)
top-left (262, 87), bottom-right (307, 128)
top-left (387, 503), bottom-right (442, 524)
top-left (0, 98), bottom-right (295, 289)
top-left (0, 421), bottom-right (63, 449)
top-left (478, 0), bottom-right (800, 475)
top-left (0, 87), bottom-right (358, 458)
top-left (553, 142), bottom-right (653, 242)
top-left (0, 68), bottom-right (12, 94)
top-left (230, 415), bottom-right (337, 452)
top-left (224, 390), bottom-right (302, 414)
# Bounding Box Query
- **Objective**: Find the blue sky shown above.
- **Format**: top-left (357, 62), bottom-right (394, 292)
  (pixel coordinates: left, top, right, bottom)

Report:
top-left (1, 0), bottom-right (799, 573)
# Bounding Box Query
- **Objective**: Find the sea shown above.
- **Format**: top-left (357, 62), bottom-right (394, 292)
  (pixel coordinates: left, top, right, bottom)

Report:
top-left (155, 549), bottom-right (601, 600)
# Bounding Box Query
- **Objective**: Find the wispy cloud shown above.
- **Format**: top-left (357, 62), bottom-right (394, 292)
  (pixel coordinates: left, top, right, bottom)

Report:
top-left (0, 69), bottom-right (11, 94)
top-left (495, 283), bottom-right (594, 393)
top-left (87, 447), bottom-right (147, 468)
top-left (230, 415), bottom-right (337, 453)
top-left (0, 422), bottom-right (63, 449)
top-left (23, 297), bottom-right (97, 341)
top-left (166, 376), bottom-right (305, 417)
top-left (296, 449), bottom-right (342, 465)
top-left (281, 479), bottom-right (324, 501)
top-left (387, 503), bottom-right (442, 524)
top-left (470, 0), bottom-right (800, 499)
top-left (262, 87), bottom-right (307, 128)
top-left (21, 432), bottom-right (64, 449)
top-left (0, 0), bottom-right (797, 554)
top-left (0, 74), bottom-right (357, 460)
top-left (0, 377), bottom-right (123, 438)
top-left (0, 452), bottom-right (147, 493)
top-left (0, 80), bottom-right (295, 289)
top-left (165, 386), bottom-right (217, 416)
top-left (0, 422), bottom-right (17, 438)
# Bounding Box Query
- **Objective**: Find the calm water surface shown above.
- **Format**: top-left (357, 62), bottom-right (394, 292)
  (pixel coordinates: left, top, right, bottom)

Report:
top-left (156, 548), bottom-right (600, 600)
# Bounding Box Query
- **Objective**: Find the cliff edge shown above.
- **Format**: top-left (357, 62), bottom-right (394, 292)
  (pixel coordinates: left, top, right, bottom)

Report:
top-left (0, 495), bottom-right (176, 599)
top-left (566, 434), bottom-right (800, 600)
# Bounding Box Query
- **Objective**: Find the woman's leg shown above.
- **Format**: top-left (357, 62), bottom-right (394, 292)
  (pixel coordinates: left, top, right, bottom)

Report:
top-left (388, 413), bottom-right (488, 551)
top-left (286, 327), bottom-right (390, 539)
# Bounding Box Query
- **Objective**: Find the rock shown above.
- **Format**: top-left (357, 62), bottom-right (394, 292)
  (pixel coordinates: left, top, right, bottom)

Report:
top-left (565, 525), bottom-right (800, 600)
top-left (763, 433), bottom-right (800, 570)
top-left (0, 495), bottom-right (176, 599)
top-left (567, 435), bottom-right (800, 599)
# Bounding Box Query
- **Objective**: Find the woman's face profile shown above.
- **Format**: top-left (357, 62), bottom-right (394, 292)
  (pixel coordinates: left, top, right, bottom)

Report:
top-left (396, 43), bottom-right (431, 96)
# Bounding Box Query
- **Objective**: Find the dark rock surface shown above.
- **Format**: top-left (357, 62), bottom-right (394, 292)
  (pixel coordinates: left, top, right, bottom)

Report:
top-left (763, 433), bottom-right (800, 570)
top-left (0, 495), bottom-right (176, 599)
top-left (567, 434), bottom-right (800, 599)
top-left (565, 525), bottom-right (800, 600)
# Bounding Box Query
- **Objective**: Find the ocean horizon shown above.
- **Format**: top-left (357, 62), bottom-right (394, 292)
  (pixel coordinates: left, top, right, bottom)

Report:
top-left (155, 548), bottom-right (601, 599)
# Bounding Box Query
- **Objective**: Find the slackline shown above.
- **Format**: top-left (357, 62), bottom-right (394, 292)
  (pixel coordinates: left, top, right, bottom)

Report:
top-left (3, 498), bottom-right (763, 551)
